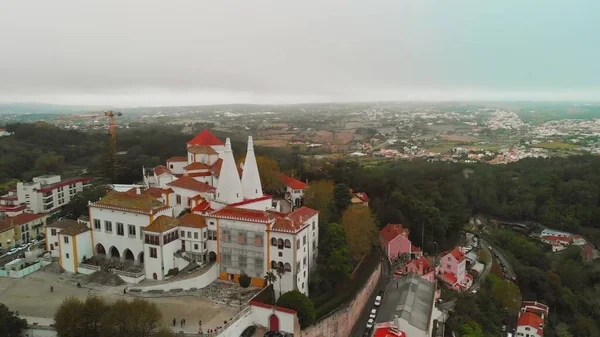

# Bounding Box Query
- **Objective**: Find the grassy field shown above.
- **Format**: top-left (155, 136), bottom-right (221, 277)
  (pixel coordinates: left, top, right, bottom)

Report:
top-left (427, 141), bottom-right (458, 153)
top-left (534, 142), bottom-right (578, 149)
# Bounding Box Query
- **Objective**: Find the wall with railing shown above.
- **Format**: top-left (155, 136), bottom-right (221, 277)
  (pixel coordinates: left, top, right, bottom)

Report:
top-left (130, 262), bottom-right (218, 292)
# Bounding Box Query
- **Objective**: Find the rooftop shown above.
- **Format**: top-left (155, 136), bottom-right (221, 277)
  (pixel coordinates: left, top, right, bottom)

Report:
top-left (36, 177), bottom-right (91, 193)
top-left (61, 223), bottom-right (90, 236)
top-left (187, 145), bottom-right (218, 155)
top-left (187, 129), bottom-right (225, 146)
top-left (377, 273), bottom-right (436, 334)
top-left (166, 156), bottom-right (188, 162)
top-left (48, 219), bottom-right (80, 229)
top-left (178, 213), bottom-right (206, 229)
top-left (281, 174), bottom-right (306, 190)
top-left (4, 213), bottom-right (47, 226)
top-left (517, 312), bottom-right (544, 335)
top-left (153, 165), bottom-right (173, 176)
top-left (287, 206), bottom-right (319, 223)
top-left (184, 162), bottom-right (211, 171)
top-left (167, 176), bottom-right (216, 193)
top-left (211, 206), bottom-right (274, 223)
top-left (95, 191), bottom-right (167, 213)
top-left (144, 215), bottom-right (179, 233)
top-left (380, 223), bottom-right (409, 244)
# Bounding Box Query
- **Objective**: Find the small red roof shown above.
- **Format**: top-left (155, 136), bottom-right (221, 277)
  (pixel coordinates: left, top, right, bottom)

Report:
top-left (380, 223), bottom-right (409, 244)
top-left (191, 200), bottom-right (213, 213)
top-left (187, 129), bottom-right (225, 146)
top-left (184, 162), bottom-right (211, 171)
top-left (373, 325), bottom-right (406, 337)
top-left (517, 312), bottom-right (544, 334)
top-left (178, 213), bottom-right (207, 229)
top-left (0, 204), bottom-right (26, 212)
top-left (355, 192), bottom-right (370, 202)
top-left (584, 245), bottom-right (594, 259)
top-left (166, 157), bottom-right (188, 163)
top-left (211, 207), bottom-right (273, 223)
top-left (288, 206), bottom-right (319, 223)
top-left (210, 158), bottom-right (223, 177)
top-left (407, 256), bottom-right (431, 270)
top-left (228, 195), bottom-right (273, 207)
top-left (541, 235), bottom-right (572, 244)
top-left (0, 195), bottom-right (17, 200)
top-left (444, 248), bottom-right (465, 263)
top-left (167, 176), bottom-right (216, 193)
top-left (6, 213), bottom-right (47, 226)
top-left (187, 172), bottom-right (213, 177)
top-left (281, 174), bottom-right (306, 190)
top-left (411, 244), bottom-right (422, 253)
top-left (441, 272), bottom-right (458, 285)
top-left (153, 165), bottom-right (173, 176)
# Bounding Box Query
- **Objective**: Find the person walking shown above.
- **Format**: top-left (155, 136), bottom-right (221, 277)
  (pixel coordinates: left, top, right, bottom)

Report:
top-left (183, 318), bottom-right (186, 326)
top-left (173, 318), bottom-right (176, 327)
top-left (180, 319), bottom-right (183, 328)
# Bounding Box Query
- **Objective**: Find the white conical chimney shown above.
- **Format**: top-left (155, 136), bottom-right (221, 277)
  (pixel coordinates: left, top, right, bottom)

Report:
top-left (215, 138), bottom-right (244, 204)
top-left (241, 136), bottom-right (263, 199)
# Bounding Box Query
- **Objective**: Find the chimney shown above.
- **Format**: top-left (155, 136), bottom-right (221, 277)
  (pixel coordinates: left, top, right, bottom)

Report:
top-left (136, 187), bottom-right (141, 195)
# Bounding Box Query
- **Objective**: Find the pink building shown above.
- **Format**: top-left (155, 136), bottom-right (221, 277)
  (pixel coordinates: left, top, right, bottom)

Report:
top-left (516, 301), bottom-right (549, 337)
top-left (396, 256), bottom-right (435, 283)
top-left (436, 248), bottom-right (472, 291)
top-left (380, 224), bottom-right (422, 262)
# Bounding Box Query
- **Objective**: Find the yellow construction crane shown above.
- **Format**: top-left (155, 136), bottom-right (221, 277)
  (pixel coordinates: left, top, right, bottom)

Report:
top-left (89, 110), bottom-right (123, 182)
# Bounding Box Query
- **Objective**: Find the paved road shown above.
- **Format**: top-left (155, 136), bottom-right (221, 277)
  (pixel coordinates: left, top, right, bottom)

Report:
top-left (0, 241), bottom-right (46, 267)
top-left (349, 257), bottom-right (391, 337)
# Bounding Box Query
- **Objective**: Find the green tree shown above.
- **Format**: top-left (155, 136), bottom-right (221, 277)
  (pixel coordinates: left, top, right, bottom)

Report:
top-left (303, 180), bottom-right (334, 224)
top-left (333, 183), bottom-right (351, 214)
top-left (459, 320), bottom-right (484, 337)
top-left (264, 271), bottom-right (277, 302)
top-left (276, 290), bottom-right (316, 328)
top-left (54, 297), bottom-right (86, 337)
top-left (0, 304), bottom-right (27, 337)
top-left (126, 298), bottom-right (162, 337)
top-left (82, 295), bottom-right (108, 337)
top-left (255, 156), bottom-right (283, 195)
top-left (60, 184), bottom-right (109, 219)
top-left (340, 206), bottom-right (378, 262)
top-left (34, 152), bottom-right (65, 174)
top-left (239, 273), bottom-right (251, 288)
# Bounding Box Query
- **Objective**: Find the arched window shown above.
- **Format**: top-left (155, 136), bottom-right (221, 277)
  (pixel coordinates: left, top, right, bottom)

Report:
top-left (271, 261), bottom-right (277, 269)
top-left (284, 263), bottom-right (292, 272)
top-left (278, 262), bottom-right (284, 271)
top-left (271, 238), bottom-right (277, 246)
top-left (277, 239), bottom-right (284, 249)
top-left (284, 239), bottom-right (291, 248)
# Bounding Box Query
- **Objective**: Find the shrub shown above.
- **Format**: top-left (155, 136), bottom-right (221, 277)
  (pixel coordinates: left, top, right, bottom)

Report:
top-left (165, 268), bottom-right (179, 277)
top-left (241, 325), bottom-right (256, 337)
top-left (276, 290), bottom-right (316, 328)
top-left (239, 273), bottom-right (251, 288)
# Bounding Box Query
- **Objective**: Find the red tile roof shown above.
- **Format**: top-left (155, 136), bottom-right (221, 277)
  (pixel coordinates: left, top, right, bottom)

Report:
top-left (187, 172), bottom-right (213, 178)
top-left (187, 129), bottom-right (224, 146)
top-left (144, 215), bottom-right (179, 233)
top-left (0, 219), bottom-right (14, 233)
top-left (6, 213), bottom-right (47, 226)
top-left (411, 244), bottom-right (422, 253)
top-left (517, 312), bottom-right (544, 335)
top-left (228, 195), bottom-right (273, 207)
top-left (406, 256), bottom-right (432, 273)
top-left (584, 245), bottom-right (594, 259)
top-left (184, 162), bottom-right (211, 171)
top-left (187, 145), bottom-right (218, 155)
top-left (541, 235), bottom-right (573, 244)
top-left (167, 176), bottom-right (216, 193)
top-left (0, 195), bottom-right (17, 200)
top-left (281, 174), bottom-right (306, 190)
top-left (211, 207), bottom-right (273, 223)
top-left (373, 325), bottom-right (406, 337)
top-left (178, 213), bottom-right (207, 229)
top-left (288, 206), bottom-right (319, 223)
top-left (354, 192), bottom-right (370, 202)
top-left (143, 187), bottom-right (171, 199)
top-left (445, 248), bottom-right (465, 262)
top-left (166, 157), bottom-right (188, 163)
top-left (95, 192), bottom-right (168, 214)
top-left (441, 272), bottom-right (458, 285)
top-left (210, 158), bottom-right (223, 177)
top-left (0, 204), bottom-right (26, 212)
top-left (380, 224), bottom-right (409, 245)
top-left (191, 200), bottom-right (213, 213)
top-left (249, 301), bottom-right (297, 314)
top-left (153, 165), bottom-right (173, 176)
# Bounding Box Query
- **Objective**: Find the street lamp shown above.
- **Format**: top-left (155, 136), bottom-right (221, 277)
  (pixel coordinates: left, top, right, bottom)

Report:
top-left (433, 242), bottom-right (439, 266)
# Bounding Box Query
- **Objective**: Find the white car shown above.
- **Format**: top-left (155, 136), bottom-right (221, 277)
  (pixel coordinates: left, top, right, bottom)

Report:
top-left (374, 295), bottom-right (382, 307)
top-left (369, 309), bottom-right (377, 319)
top-left (8, 247), bottom-right (19, 254)
top-left (366, 319), bottom-right (374, 329)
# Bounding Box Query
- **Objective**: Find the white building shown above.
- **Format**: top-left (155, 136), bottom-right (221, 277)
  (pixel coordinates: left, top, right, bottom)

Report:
top-left (16, 175), bottom-right (91, 214)
top-left (516, 301), bottom-right (549, 337)
top-left (58, 129), bottom-right (319, 297)
top-left (281, 174), bottom-right (306, 211)
top-left (0, 128), bottom-right (11, 137)
top-left (57, 223), bottom-right (93, 273)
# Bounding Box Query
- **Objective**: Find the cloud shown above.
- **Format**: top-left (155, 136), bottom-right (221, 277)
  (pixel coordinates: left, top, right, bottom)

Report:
top-left (0, 0), bottom-right (598, 105)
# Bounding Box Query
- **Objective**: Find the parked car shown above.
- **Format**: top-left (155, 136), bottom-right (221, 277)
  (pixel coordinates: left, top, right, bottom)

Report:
top-left (31, 239), bottom-right (38, 245)
top-left (369, 309), bottom-right (377, 319)
top-left (502, 325), bottom-right (507, 332)
top-left (366, 319), bottom-right (374, 329)
top-left (374, 295), bottom-right (382, 307)
top-left (8, 247), bottom-right (19, 254)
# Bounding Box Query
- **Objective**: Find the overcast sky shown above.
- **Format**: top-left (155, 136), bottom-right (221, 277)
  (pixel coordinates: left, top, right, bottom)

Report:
top-left (0, 0), bottom-right (599, 106)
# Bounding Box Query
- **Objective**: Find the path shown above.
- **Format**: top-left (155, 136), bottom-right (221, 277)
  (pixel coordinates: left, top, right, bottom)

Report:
top-left (349, 257), bottom-right (390, 337)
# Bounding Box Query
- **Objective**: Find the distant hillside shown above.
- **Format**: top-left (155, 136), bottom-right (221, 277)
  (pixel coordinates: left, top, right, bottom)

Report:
top-left (0, 103), bottom-right (109, 115)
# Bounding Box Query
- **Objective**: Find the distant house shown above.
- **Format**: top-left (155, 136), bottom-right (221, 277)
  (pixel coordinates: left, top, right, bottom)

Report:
top-left (350, 189), bottom-right (370, 207)
top-left (0, 128), bottom-right (11, 137)
top-left (281, 174), bottom-right (306, 210)
top-left (379, 223), bottom-right (422, 263)
top-left (436, 248), bottom-right (472, 291)
top-left (396, 256), bottom-right (435, 283)
top-left (516, 301), bottom-right (549, 337)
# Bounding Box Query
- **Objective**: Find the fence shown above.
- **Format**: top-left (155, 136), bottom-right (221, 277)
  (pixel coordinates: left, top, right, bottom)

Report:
top-left (0, 261), bottom-right (41, 278)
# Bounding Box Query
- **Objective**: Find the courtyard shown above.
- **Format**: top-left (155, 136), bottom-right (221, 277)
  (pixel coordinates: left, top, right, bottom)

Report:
top-left (0, 271), bottom-right (240, 334)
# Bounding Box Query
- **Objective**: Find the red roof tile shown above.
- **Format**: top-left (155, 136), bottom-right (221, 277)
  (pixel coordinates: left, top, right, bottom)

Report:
top-left (187, 129), bottom-right (224, 146)
top-left (541, 235), bottom-right (572, 244)
top-left (6, 213), bottom-right (47, 226)
top-left (281, 174), bottom-right (306, 190)
top-left (355, 192), bottom-right (370, 202)
top-left (211, 207), bottom-right (273, 223)
top-left (407, 256), bottom-right (432, 271)
top-left (0, 219), bottom-right (14, 233)
top-left (0, 195), bottom-right (18, 200)
top-left (187, 172), bottom-right (213, 177)
top-left (210, 158), bottom-right (223, 177)
top-left (167, 176), bottom-right (216, 193)
top-left (380, 224), bottom-right (409, 244)
top-left (249, 301), bottom-right (296, 314)
top-left (184, 162), bottom-right (211, 171)
top-left (411, 244), bottom-right (422, 253)
top-left (517, 312), bottom-right (544, 332)
top-left (445, 248), bottom-right (465, 263)
top-left (143, 187), bottom-right (168, 199)
top-left (37, 177), bottom-right (91, 193)
top-left (153, 165), bottom-right (173, 176)
top-left (187, 145), bottom-right (218, 155)
top-left (373, 325), bottom-right (406, 337)
top-left (441, 272), bottom-right (458, 285)
top-left (584, 245), bottom-right (594, 259)
top-left (228, 195), bottom-right (273, 207)
top-left (288, 206), bottom-right (319, 223)
top-left (191, 200), bottom-right (213, 213)
top-left (166, 157), bottom-right (188, 163)
top-left (0, 204), bottom-right (26, 212)
top-left (178, 213), bottom-right (206, 229)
